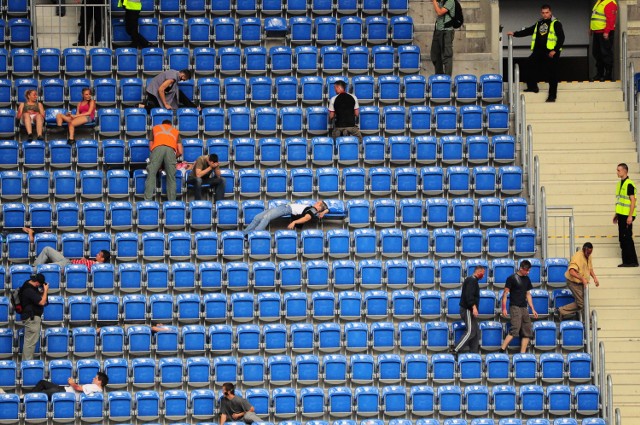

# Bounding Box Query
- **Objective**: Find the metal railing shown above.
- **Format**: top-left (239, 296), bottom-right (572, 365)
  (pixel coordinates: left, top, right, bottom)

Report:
top-left (616, 407), bottom-right (622, 425)
top-left (508, 35), bottom-right (514, 109)
top-left (607, 374), bottom-right (615, 424)
top-left (533, 155), bottom-right (540, 229)
top-left (31, 2), bottom-right (111, 50)
top-left (622, 32), bottom-right (628, 104)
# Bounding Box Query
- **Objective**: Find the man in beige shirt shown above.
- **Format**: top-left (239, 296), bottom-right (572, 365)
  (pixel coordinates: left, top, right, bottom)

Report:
top-left (558, 242), bottom-right (599, 320)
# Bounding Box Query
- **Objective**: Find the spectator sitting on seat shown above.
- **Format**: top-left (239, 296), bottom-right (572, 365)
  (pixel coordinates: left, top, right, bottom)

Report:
top-left (187, 153), bottom-right (226, 202)
top-left (219, 382), bottom-right (261, 425)
top-left (54, 88), bottom-right (96, 145)
top-left (244, 200), bottom-right (329, 235)
top-left (17, 90), bottom-right (45, 142)
top-left (142, 69), bottom-right (198, 113)
top-left (25, 228), bottom-right (110, 272)
top-left (21, 372), bottom-right (108, 401)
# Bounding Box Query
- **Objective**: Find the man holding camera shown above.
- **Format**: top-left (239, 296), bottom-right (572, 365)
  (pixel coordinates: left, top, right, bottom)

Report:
top-left (20, 273), bottom-right (49, 361)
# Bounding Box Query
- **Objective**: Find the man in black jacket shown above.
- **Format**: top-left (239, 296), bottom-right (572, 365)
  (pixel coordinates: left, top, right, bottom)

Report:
top-left (20, 273), bottom-right (49, 361)
top-left (507, 4), bottom-right (565, 102)
top-left (452, 265), bottom-right (485, 356)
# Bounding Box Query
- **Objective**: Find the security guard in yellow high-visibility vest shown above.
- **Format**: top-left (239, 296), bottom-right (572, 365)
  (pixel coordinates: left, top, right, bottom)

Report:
top-left (507, 4), bottom-right (565, 103)
top-left (590, 0), bottom-right (617, 81)
top-left (614, 163), bottom-right (639, 267)
top-left (118, 0), bottom-right (149, 49)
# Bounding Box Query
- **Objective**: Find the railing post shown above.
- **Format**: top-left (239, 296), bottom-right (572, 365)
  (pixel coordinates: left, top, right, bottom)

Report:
top-left (534, 156), bottom-right (540, 229)
top-left (616, 408), bottom-right (622, 425)
top-left (541, 186), bottom-right (547, 260)
top-left (527, 125), bottom-right (533, 204)
top-left (584, 286), bottom-right (591, 355)
top-left (607, 374), bottom-right (614, 425)
top-left (622, 32), bottom-right (628, 101)
top-left (629, 62), bottom-right (635, 133)
top-left (519, 95), bottom-right (526, 171)
top-left (508, 35), bottom-right (514, 109)
top-left (513, 64), bottom-right (520, 115)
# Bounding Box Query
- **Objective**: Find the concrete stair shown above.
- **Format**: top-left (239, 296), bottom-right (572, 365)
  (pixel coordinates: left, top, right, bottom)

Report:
top-left (526, 81), bottom-right (640, 424)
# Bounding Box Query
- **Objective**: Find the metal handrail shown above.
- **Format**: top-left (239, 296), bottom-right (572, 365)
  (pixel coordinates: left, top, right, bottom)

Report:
top-left (599, 342), bottom-right (607, 401)
top-left (616, 407), bottom-right (622, 425)
top-left (590, 310), bottom-right (598, 361)
top-left (508, 35), bottom-right (514, 109)
top-left (607, 374), bottom-right (614, 424)
top-left (637, 92), bottom-right (640, 163)
top-left (527, 125), bottom-right (533, 204)
top-left (622, 32), bottom-right (628, 102)
top-left (534, 156), bottom-right (540, 229)
top-left (629, 62), bottom-right (635, 134)
top-left (519, 95), bottom-right (527, 172)
top-left (584, 286), bottom-right (591, 355)
top-left (514, 64), bottom-right (520, 116)
top-left (541, 186), bottom-right (547, 260)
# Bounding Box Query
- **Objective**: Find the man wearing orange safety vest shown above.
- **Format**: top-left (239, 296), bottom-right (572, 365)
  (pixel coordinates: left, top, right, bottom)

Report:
top-left (144, 120), bottom-right (183, 201)
top-left (591, 0), bottom-right (617, 81)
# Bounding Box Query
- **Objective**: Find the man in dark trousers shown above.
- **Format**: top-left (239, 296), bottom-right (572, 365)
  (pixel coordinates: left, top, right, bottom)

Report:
top-left (499, 260), bottom-right (538, 353)
top-left (187, 153), bottom-right (225, 202)
top-left (508, 4), bottom-right (565, 102)
top-left (452, 265), bottom-right (485, 356)
top-left (118, 0), bottom-right (149, 49)
top-left (590, 0), bottom-right (618, 81)
top-left (20, 273), bottom-right (50, 361)
top-left (614, 163), bottom-right (639, 267)
top-left (75, 0), bottom-right (105, 46)
top-left (328, 80), bottom-right (362, 142)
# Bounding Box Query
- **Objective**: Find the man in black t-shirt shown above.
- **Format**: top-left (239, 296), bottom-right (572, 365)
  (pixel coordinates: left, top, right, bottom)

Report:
top-left (219, 382), bottom-right (261, 424)
top-left (328, 80), bottom-right (362, 142)
top-left (20, 273), bottom-right (49, 361)
top-left (452, 265), bottom-right (485, 356)
top-left (499, 260), bottom-right (538, 353)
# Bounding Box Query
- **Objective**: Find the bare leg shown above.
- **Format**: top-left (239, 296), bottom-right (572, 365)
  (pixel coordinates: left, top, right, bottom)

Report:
top-left (35, 115), bottom-right (44, 138)
top-left (500, 334), bottom-right (513, 351)
top-left (520, 337), bottom-right (529, 353)
top-left (23, 115), bottom-right (33, 136)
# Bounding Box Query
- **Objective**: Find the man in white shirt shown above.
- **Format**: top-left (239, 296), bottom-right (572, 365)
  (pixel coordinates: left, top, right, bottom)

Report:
top-left (243, 200), bottom-right (329, 235)
top-left (23, 372), bottom-right (108, 401)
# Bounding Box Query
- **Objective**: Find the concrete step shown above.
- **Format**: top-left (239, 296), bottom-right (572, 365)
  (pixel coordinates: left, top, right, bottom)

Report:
top-left (526, 101), bottom-right (626, 113)
top-left (533, 141), bottom-right (636, 150)
top-left (531, 120), bottom-right (629, 133)
top-left (531, 130), bottom-right (632, 143)
top-left (523, 90), bottom-right (623, 102)
top-left (538, 164), bottom-right (640, 174)
top-left (528, 111), bottom-right (629, 121)
top-left (535, 152), bottom-right (636, 163)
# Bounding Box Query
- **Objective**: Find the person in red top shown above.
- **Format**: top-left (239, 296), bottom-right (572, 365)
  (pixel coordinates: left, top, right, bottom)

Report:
top-left (26, 228), bottom-right (110, 272)
top-left (144, 119), bottom-right (183, 201)
top-left (591, 0), bottom-right (618, 81)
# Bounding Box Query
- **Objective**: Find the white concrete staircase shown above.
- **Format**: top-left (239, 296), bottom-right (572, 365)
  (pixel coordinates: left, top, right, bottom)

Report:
top-left (525, 81), bottom-right (640, 423)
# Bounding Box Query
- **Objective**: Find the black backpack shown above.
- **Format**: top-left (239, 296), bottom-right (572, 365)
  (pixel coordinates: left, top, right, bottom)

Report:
top-left (10, 285), bottom-right (23, 314)
top-left (445, 0), bottom-right (464, 29)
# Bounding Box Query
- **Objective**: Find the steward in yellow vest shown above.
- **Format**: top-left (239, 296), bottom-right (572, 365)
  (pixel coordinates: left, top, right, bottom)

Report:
top-left (507, 5), bottom-right (565, 102)
top-left (613, 163), bottom-right (639, 267)
top-left (590, 0), bottom-right (618, 81)
top-left (118, 0), bottom-right (149, 49)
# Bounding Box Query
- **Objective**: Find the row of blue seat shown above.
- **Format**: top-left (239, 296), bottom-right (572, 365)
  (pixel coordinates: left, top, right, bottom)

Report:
top-left (0, 351), bottom-right (594, 390)
top-left (0, 170), bottom-right (523, 209)
top-left (0, 320), bottom-right (585, 359)
top-left (0, 44), bottom-right (425, 81)
top-left (1, 198), bottom-right (528, 235)
top-left (111, 15), bottom-right (415, 48)
top-left (2, 225), bottom-right (537, 263)
top-left (0, 287), bottom-right (575, 327)
top-left (0, 74), bottom-right (500, 113)
top-left (0, 386), bottom-right (602, 423)
top-left (109, 0), bottom-right (411, 17)
top-left (1, 257), bottom-right (569, 294)
top-left (0, 104), bottom-right (511, 139)
top-left (1, 135), bottom-right (517, 171)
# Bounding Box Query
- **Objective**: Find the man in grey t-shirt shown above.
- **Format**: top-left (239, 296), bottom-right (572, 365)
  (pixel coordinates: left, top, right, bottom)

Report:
top-left (219, 382), bottom-right (261, 424)
top-left (431, 0), bottom-right (455, 75)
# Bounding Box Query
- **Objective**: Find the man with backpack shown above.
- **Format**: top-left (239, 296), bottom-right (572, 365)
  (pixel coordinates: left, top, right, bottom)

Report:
top-left (18, 273), bottom-right (49, 361)
top-left (431, 0), bottom-right (462, 75)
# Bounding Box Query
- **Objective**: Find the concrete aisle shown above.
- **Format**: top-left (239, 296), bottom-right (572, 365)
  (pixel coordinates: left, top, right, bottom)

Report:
top-left (527, 81), bottom-right (640, 423)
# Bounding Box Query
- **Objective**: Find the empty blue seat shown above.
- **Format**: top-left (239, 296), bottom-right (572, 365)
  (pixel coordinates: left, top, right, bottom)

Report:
top-left (315, 17), bottom-right (338, 44)
top-left (493, 135), bottom-right (516, 163)
top-left (429, 74), bottom-right (452, 103)
top-left (270, 46), bottom-right (293, 75)
top-left (486, 104), bottom-right (510, 132)
top-left (408, 106), bottom-right (432, 134)
top-left (461, 104), bottom-right (484, 133)
top-left (480, 74), bottom-right (504, 102)
top-left (486, 228), bottom-right (510, 257)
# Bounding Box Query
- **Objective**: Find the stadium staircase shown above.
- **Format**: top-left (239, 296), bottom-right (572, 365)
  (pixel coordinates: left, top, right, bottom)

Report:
top-left (526, 80), bottom-right (640, 424)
